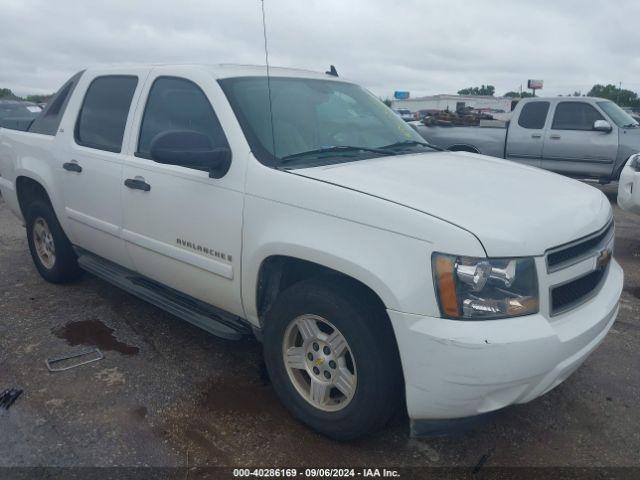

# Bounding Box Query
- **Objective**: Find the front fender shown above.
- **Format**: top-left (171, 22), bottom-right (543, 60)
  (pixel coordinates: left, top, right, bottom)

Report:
top-left (241, 159), bottom-right (486, 325)
top-left (241, 195), bottom-right (458, 325)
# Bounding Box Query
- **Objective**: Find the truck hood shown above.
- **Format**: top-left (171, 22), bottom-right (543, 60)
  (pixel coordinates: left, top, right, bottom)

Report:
top-left (294, 151), bottom-right (612, 257)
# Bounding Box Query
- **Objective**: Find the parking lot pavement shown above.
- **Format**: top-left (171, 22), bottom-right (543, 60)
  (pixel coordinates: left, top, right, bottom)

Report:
top-left (0, 191), bottom-right (639, 469)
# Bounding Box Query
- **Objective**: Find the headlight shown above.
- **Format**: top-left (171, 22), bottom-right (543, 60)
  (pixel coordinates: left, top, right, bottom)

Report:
top-left (431, 253), bottom-right (538, 320)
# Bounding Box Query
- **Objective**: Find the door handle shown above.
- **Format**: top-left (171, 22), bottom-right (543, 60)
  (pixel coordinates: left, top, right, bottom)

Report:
top-left (531, 134), bottom-right (542, 139)
top-left (124, 178), bottom-right (151, 192)
top-left (550, 134), bottom-right (561, 140)
top-left (63, 161), bottom-right (82, 173)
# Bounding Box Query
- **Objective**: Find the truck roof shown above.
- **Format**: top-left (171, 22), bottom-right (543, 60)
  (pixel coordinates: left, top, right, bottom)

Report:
top-left (518, 96), bottom-right (609, 104)
top-left (80, 63), bottom-right (346, 81)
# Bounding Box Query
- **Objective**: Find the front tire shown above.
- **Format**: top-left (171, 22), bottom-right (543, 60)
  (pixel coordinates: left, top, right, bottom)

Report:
top-left (26, 201), bottom-right (83, 283)
top-left (263, 277), bottom-right (402, 440)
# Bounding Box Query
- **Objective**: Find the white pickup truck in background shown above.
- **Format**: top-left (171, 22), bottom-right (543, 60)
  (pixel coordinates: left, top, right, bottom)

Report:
top-left (0, 64), bottom-right (623, 439)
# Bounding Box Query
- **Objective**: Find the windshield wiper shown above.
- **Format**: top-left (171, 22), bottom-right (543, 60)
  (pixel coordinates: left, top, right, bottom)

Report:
top-left (279, 145), bottom-right (392, 165)
top-left (623, 123), bottom-right (639, 128)
top-left (378, 140), bottom-right (442, 151)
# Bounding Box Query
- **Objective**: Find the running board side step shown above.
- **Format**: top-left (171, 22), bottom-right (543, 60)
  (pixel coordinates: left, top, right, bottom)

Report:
top-left (77, 252), bottom-right (251, 341)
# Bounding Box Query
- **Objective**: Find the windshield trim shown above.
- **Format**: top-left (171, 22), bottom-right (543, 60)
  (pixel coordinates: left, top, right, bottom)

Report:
top-left (277, 148), bottom-right (436, 171)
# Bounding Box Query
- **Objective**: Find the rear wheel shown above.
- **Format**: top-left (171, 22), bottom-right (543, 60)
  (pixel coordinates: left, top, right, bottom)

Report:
top-left (26, 201), bottom-right (83, 283)
top-left (263, 277), bottom-right (402, 440)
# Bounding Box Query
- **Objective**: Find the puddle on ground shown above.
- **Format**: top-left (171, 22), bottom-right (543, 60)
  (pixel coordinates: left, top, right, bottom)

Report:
top-left (53, 319), bottom-right (139, 355)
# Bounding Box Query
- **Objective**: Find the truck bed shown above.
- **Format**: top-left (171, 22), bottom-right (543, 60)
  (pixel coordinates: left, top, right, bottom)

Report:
top-left (415, 124), bottom-right (507, 158)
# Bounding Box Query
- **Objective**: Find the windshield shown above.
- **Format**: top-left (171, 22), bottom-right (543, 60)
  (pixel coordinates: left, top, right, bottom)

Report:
top-left (597, 101), bottom-right (638, 128)
top-left (219, 76), bottom-right (431, 168)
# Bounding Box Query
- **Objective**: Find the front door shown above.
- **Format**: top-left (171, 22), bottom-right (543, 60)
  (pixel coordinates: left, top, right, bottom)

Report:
top-left (63, 72), bottom-right (143, 269)
top-left (541, 101), bottom-right (618, 178)
top-left (120, 71), bottom-right (245, 316)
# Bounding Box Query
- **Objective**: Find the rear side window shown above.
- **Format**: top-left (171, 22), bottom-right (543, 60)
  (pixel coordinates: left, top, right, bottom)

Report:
top-left (29, 70), bottom-right (84, 136)
top-left (137, 76), bottom-right (228, 160)
top-left (517, 101), bottom-right (549, 129)
top-left (552, 102), bottom-right (604, 131)
top-left (75, 75), bottom-right (138, 152)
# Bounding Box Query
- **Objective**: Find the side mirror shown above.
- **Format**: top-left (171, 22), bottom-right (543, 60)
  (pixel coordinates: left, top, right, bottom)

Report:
top-left (149, 130), bottom-right (231, 179)
top-left (593, 120), bottom-right (612, 133)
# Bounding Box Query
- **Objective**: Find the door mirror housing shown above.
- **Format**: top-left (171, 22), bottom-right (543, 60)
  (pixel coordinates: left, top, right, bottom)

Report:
top-left (593, 120), bottom-right (613, 133)
top-left (149, 130), bottom-right (232, 178)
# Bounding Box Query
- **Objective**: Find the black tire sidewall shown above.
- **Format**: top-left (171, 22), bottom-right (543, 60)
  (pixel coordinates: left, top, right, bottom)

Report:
top-left (263, 278), bottom-right (401, 440)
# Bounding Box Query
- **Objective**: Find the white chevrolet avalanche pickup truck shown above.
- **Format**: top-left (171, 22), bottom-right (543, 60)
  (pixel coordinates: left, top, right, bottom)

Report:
top-left (0, 65), bottom-right (623, 440)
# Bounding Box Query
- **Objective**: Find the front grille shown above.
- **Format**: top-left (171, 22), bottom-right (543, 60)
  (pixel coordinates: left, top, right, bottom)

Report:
top-left (547, 220), bottom-right (613, 272)
top-left (550, 267), bottom-right (607, 316)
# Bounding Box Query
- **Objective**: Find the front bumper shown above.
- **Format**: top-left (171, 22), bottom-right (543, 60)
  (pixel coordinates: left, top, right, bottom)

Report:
top-left (388, 259), bottom-right (622, 422)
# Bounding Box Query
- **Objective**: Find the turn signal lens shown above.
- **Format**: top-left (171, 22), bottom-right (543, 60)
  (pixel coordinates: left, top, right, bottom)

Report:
top-left (433, 255), bottom-right (460, 317)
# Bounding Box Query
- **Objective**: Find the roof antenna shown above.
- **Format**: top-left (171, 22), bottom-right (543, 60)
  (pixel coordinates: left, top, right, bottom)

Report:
top-left (326, 65), bottom-right (339, 77)
top-left (260, 0), bottom-right (277, 160)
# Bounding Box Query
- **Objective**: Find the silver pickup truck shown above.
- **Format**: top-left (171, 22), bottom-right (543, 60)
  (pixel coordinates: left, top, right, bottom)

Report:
top-left (415, 97), bottom-right (640, 183)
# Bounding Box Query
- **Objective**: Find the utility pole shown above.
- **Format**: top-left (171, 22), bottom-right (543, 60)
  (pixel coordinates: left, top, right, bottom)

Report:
top-left (617, 81), bottom-right (622, 105)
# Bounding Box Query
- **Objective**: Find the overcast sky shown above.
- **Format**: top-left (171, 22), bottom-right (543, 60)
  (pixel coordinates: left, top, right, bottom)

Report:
top-left (2, 0), bottom-right (640, 98)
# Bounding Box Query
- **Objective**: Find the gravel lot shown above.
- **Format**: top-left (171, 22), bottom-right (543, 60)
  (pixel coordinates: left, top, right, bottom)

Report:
top-left (0, 186), bottom-right (639, 470)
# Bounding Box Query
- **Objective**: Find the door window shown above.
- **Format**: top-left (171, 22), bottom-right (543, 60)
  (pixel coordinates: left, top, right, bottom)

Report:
top-left (551, 102), bottom-right (604, 131)
top-left (137, 77), bottom-right (229, 163)
top-left (75, 75), bottom-right (138, 152)
top-left (518, 101), bottom-right (550, 129)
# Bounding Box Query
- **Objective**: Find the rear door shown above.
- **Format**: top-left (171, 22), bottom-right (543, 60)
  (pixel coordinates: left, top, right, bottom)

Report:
top-left (541, 101), bottom-right (618, 178)
top-left (120, 68), bottom-right (245, 316)
top-left (61, 70), bottom-right (147, 269)
top-left (505, 100), bottom-right (550, 168)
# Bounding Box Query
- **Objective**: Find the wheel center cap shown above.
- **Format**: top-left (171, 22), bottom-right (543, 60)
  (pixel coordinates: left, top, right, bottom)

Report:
top-left (314, 357), bottom-right (325, 366)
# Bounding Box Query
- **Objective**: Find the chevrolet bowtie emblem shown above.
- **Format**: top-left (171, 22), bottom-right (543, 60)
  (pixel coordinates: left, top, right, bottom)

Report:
top-left (315, 358), bottom-right (325, 366)
top-left (596, 248), bottom-right (612, 270)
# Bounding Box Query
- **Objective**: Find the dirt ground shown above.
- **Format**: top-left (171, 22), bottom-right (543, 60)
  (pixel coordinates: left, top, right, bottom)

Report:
top-left (1, 186), bottom-right (639, 471)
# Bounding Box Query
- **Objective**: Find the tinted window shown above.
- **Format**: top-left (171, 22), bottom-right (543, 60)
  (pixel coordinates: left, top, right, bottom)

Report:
top-left (30, 71), bottom-right (84, 136)
top-left (75, 75), bottom-right (138, 152)
top-left (552, 102), bottom-right (604, 131)
top-left (137, 77), bottom-right (228, 161)
top-left (518, 101), bottom-right (549, 129)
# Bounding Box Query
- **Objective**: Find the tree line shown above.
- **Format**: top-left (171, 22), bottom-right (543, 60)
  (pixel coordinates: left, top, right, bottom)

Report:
top-left (455, 83), bottom-right (640, 107)
top-left (0, 87), bottom-right (52, 104)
